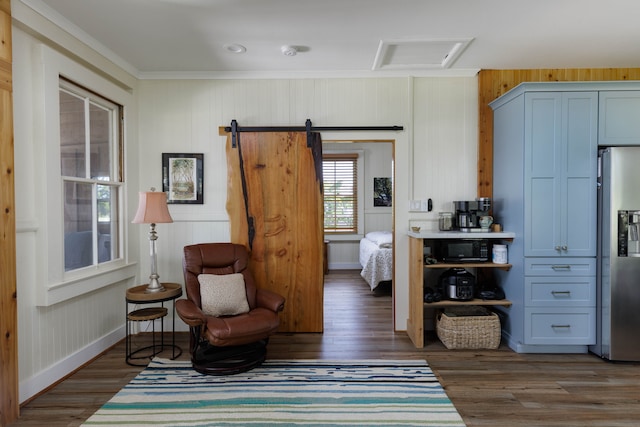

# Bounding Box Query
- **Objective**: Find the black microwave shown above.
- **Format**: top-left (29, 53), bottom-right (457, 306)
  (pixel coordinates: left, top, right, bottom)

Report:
top-left (436, 239), bottom-right (490, 262)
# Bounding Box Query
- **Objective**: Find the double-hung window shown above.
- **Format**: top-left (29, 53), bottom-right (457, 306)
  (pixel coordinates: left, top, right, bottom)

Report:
top-left (59, 79), bottom-right (123, 272)
top-left (323, 153), bottom-right (359, 234)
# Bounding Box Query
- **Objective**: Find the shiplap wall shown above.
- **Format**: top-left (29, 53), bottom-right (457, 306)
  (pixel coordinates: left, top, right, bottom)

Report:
top-left (137, 77), bottom-right (479, 331)
top-left (137, 77), bottom-right (412, 300)
top-left (11, 13), bottom-right (140, 403)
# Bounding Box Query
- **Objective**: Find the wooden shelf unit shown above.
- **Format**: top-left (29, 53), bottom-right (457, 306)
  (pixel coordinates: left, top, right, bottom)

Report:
top-left (426, 262), bottom-right (512, 270)
top-left (407, 233), bottom-right (514, 348)
top-left (425, 298), bottom-right (512, 308)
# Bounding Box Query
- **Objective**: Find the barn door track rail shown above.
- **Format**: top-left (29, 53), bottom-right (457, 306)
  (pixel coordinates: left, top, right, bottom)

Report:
top-left (226, 119), bottom-right (404, 148)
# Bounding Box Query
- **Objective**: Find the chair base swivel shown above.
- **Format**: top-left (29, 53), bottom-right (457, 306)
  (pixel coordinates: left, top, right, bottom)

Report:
top-left (192, 340), bottom-right (267, 375)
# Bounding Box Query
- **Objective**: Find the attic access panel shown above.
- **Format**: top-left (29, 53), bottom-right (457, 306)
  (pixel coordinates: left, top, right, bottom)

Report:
top-left (372, 38), bottom-right (473, 70)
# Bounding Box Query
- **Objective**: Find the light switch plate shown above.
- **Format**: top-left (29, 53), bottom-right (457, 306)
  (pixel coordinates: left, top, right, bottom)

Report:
top-left (410, 200), bottom-right (431, 212)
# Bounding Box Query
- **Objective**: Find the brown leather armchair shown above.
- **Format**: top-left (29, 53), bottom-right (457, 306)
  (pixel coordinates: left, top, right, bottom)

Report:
top-left (176, 243), bottom-right (285, 375)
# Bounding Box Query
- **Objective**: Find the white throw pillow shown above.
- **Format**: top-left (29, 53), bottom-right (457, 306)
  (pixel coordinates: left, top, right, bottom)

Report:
top-left (198, 273), bottom-right (250, 317)
top-left (365, 231), bottom-right (392, 247)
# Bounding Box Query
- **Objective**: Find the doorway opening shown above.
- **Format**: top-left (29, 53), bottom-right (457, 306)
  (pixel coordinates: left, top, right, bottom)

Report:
top-left (322, 139), bottom-right (396, 328)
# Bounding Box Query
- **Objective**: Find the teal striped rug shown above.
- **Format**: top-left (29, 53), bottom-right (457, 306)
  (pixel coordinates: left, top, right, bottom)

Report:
top-left (82, 358), bottom-right (466, 426)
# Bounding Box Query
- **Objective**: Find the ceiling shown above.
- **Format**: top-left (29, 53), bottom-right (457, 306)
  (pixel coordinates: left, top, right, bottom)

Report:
top-left (27, 0), bottom-right (640, 78)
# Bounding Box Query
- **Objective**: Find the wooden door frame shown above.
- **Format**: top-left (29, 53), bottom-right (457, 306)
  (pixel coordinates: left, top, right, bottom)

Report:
top-left (1, 0), bottom-right (18, 423)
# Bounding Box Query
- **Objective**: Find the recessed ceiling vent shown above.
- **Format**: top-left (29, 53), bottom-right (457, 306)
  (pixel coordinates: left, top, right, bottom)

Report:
top-left (372, 38), bottom-right (473, 70)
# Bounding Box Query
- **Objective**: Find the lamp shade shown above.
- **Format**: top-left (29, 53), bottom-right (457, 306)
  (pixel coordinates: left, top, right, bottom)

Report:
top-left (132, 191), bottom-right (173, 224)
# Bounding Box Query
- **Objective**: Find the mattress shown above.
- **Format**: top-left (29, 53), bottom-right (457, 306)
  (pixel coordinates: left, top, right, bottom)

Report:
top-left (359, 231), bottom-right (393, 290)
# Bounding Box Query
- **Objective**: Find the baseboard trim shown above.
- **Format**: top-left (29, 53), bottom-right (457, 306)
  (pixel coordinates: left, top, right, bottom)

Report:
top-left (19, 326), bottom-right (125, 404)
top-left (328, 263), bottom-right (362, 270)
top-left (504, 334), bottom-right (589, 354)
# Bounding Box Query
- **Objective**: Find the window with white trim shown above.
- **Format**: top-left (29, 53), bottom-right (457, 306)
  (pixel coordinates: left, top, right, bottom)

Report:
top-left (323, 153), bottom-right (358, 234)
top-left (59, 79), bottom-right (123, 272)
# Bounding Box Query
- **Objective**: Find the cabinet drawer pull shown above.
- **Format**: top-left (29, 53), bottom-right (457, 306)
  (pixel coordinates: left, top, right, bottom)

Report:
top-left (551, 324), bottom-right (571, 329)
top-left (551, 265), bottom-right (571, 271)
top-left (551, 290), bottom-right (571, 296)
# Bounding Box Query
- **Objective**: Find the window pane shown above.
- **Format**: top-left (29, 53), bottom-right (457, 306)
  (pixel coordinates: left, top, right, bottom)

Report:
top-left (90, 103), bottom-right (112, 180)
top-left (64, 181), bottom-right (94, 271)
top-left (97, 184), bottom-right (119, 264)
top-left (60, 90), bottom-right (86, 178)
top-left (60, 79), bottom-right (123, 273)
top-left (323, 156), bottom-right (357, 233)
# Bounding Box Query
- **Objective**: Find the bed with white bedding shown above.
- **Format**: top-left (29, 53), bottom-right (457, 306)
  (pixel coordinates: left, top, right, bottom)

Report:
top-left (359, 231), bottom-right (393, 290)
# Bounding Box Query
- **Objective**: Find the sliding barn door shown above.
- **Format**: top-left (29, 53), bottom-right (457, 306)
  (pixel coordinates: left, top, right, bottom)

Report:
top-left (226, 131), bottom-right (324, 332)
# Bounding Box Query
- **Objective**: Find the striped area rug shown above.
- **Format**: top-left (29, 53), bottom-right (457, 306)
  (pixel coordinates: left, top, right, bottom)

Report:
top-left (82, 358), bottom-right (466, 426)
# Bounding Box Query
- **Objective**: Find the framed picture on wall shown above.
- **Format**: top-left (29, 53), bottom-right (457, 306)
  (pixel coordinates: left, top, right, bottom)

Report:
top-left (162, 153), bottom-right (204, 204)
top-left (373, 177), bottom-right (392, 207)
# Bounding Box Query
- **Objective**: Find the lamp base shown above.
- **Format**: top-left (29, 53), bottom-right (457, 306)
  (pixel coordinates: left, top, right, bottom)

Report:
top-left (145, 278), bottom-right (166, 293)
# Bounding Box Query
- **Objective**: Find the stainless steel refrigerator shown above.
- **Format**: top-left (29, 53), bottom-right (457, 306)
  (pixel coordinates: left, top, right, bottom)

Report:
top-left (591, 147), bottom-right (640, 361)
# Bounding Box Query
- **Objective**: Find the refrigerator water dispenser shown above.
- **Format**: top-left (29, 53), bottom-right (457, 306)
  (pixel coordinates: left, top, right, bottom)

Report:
top-left (618, 210), bottom-right (640, 257)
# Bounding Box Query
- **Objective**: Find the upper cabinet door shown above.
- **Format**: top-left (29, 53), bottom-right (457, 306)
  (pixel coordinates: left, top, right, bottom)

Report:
top-left (599, 91), bottom-right (640, 146)
top-left (525, 92), bottom-right (598, 257)
top-left (525, 93), bottom-right (562, 257)
top-left (562, 92), bottom-right (598, 257)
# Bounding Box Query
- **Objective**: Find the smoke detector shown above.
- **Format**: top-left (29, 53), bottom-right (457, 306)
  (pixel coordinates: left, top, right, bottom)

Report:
top-left (281, 45), bottom-right (297, 56)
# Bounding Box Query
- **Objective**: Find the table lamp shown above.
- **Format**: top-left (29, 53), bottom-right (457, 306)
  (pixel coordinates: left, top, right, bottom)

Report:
top-left (132, 188), bottom-right (173, 293)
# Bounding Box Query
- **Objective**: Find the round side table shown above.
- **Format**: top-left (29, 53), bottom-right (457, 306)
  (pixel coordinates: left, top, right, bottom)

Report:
top-left (125, 282), bottom-right (183, 366)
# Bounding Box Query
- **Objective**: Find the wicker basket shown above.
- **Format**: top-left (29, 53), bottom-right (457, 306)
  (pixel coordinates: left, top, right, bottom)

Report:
top-left (436, 306), bottom-right (501, 349)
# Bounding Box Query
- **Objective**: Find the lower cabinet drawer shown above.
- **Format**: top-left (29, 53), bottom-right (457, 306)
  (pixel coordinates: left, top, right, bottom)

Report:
top-left (524, 258), bottom-right (596, 276)
top-left (524, 308), bottom-right (595, 345)
top-left (525, 276), bottom-right (595, 306)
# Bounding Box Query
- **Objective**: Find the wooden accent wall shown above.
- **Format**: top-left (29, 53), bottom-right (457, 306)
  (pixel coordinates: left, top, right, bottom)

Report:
top-left (478, 68), bottom-right (640, 198)
top-left (0, 0), bottom-right (18, 423)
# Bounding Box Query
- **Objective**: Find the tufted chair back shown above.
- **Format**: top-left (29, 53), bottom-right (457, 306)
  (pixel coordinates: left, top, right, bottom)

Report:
top-left (183, 243), bottom-right (258, 310)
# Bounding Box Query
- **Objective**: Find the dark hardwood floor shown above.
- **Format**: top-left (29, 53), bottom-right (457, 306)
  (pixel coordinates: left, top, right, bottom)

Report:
top-left (10, 270), bottom-right (640, 426)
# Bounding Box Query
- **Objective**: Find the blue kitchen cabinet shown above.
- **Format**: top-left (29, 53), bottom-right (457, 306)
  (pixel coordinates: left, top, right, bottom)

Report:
top-left (491, 83), bottom-right (598, 353)
top-left (598, 91), bottom-right (640, 146)
top-left (524, 92), bottom-right (598, 258)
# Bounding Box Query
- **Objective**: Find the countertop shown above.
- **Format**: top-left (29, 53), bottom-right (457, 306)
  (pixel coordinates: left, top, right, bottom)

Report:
top-left (407, 230), bottom-right (515, 239)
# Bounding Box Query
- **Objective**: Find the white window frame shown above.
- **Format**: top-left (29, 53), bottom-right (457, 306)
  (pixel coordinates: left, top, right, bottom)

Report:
top-left (36, 46), bottom-right (136, 306)
top-left (59, 80), bottom-right (123, 271)
top-left (322, 150), bottom-right (364, 240)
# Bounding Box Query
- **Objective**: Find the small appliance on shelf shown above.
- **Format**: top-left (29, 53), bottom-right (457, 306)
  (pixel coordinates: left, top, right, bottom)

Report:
top-left (438, 268), bottom-right (475, 301)
top-left (453, 197), bottom-right (492, 232)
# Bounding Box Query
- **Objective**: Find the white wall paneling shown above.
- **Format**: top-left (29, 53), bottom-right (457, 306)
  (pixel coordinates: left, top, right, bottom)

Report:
top-left (411, 77), bottom-right (479, 228)
top-left (138, 76), bottom-right (477, 334)
top-left (11, 12), bottom-right (141, 401)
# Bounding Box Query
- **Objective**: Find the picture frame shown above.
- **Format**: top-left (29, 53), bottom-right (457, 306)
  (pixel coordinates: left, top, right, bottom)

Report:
top-left (162, 153), bottom-right (204, 204)
top-left (373, 177), bottom-right (392, 207)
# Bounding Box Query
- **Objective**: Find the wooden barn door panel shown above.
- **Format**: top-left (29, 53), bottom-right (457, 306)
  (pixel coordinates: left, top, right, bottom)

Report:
top-left (226, 131), bottom-right (324, 333)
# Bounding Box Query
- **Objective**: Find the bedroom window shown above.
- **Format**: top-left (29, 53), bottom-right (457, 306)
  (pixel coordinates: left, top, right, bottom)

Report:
top-left (60, 79), bottom-right (123, 272)
top-left (323, 153), bottom-right (358, 233)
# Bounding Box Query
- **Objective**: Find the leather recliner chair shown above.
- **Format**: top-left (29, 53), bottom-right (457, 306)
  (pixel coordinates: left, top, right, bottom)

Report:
top-left (176, 243), bottom-right (285, 375)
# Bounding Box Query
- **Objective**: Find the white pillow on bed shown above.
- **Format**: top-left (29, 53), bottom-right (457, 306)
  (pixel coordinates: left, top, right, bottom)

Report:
top-left (365, 231), bottom-right (393, 248)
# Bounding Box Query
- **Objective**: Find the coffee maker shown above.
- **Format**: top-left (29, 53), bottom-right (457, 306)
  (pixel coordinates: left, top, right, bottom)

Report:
top-left (453, 197), bottom-right (491, 232)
